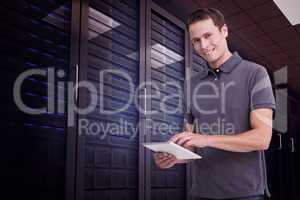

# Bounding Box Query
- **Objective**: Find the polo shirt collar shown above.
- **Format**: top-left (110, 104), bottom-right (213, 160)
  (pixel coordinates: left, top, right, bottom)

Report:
top-left (218, 52), bottom-right (242, 73)
top-left (197, 52), bottom-right (242, 80)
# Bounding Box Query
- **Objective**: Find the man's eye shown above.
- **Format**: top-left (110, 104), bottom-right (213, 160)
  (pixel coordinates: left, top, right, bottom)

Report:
top-left (205, 34), bottom-right (212, 39)
top-left (193, 39), bottom-right (200, 44)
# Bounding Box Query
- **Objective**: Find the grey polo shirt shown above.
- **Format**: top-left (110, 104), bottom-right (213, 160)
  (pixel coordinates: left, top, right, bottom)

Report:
top-left (185, 52), bottom-right (276, 199)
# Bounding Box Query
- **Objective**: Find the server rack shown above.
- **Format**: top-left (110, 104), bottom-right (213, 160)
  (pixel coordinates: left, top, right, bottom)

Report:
top-left (1, 1), bottom-right (71, 200)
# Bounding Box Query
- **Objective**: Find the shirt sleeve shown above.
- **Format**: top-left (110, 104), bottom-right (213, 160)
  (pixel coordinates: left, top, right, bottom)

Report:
top-left (183, 79), bottom-right (195, 124)
top-left (250, 66), bottom-right (276, 111)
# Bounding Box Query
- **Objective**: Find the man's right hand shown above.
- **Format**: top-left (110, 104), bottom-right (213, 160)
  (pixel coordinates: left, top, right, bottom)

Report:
top-left (153, 152), bottom-right (177, 169)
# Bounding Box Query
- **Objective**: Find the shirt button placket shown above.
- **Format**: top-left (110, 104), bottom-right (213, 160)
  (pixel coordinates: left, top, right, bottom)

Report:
top-left (215, 69), bottom-right (219, 80)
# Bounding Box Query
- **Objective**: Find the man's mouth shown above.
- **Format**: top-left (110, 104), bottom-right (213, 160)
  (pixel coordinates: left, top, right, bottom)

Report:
top-left (203, 48), bottom-right (215, 56)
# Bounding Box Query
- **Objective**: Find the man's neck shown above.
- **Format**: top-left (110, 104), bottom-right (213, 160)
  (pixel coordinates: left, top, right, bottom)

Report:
top-left (209, 50), bottom-right (232, 69)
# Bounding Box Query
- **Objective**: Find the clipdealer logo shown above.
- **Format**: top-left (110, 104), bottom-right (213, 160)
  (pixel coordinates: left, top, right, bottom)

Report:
top-left (13, 66), bottom-right (287, 136)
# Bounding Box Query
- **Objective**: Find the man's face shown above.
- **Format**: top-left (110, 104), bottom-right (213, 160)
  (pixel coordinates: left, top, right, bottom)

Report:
top-left (189, 18), bottom-right (228, 64)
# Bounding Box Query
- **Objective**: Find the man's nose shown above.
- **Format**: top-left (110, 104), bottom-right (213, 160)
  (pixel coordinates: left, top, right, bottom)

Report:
top-left (200, 38), bottom-right (209, 50)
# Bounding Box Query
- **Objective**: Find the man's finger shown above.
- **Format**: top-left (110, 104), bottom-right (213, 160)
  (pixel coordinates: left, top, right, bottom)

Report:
top-left (170, 132), bottom-right (185, 142)
top-left (171, 134), bottom-right (185, 143)
top-left (159, 157), bottom-right (177, 168)
top-left (155, 152), bottom-right (166, 159)
top-left (157, 158), bottom-right (170, 167)
top-left (183, 141), bottom-right (194, 149)
top-left (171, 132), bottom-right (194, 144)
top-left (156, 155), bottom-right (172, 164)
top-left (157, 156), bottom-right (176, 166)
top-left (177, 136), bottom-right (192, 146)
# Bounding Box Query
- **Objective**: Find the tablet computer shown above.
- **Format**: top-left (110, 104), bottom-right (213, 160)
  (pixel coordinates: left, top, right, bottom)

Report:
top-left (143, 141), bottom-right (202, 160)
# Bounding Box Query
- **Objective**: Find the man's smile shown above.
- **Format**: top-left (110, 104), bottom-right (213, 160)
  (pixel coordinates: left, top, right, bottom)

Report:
top-left (202, 47), bottom-right (215, 56)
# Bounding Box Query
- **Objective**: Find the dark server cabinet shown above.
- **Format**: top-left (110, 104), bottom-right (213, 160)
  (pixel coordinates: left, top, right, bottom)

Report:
top-left (265, 130), bottom-right (286, 200)
top-left (287, 104), bottom-right (299, 200)
top-left (265, 68), bottom-right (300, 200)
top-left (1, 1), bottom-right (71, 200)
top-left (73, 0), bottom-right (141, 200)
top-left (74, 1), bottom-right (191, 199)
top-left (147, 9), bottom-right (186, 200)
top-left (71, 1), bottom-right (191, 200)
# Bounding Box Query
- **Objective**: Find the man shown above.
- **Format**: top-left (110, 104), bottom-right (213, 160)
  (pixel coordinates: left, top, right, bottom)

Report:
top-left (153, 8), bottom-right (276, 200)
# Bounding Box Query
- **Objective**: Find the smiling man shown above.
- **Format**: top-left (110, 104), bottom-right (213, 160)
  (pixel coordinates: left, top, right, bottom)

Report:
top-left (153, 8), bottom-right (276, 200)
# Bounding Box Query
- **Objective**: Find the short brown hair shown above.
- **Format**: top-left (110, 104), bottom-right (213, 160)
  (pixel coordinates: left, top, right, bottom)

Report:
top-left (187, 8), bottom-right (225, 30)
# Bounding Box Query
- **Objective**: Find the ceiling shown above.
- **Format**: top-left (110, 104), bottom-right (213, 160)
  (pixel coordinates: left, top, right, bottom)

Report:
top-left (153, 0), bottom-right (300, 99)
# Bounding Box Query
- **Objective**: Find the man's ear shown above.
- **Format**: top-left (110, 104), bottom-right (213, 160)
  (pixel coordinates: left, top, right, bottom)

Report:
top-left (221, 24), bottom-right (228, 38)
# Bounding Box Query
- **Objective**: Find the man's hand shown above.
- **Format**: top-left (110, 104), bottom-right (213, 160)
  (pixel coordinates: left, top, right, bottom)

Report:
top-left (153, 152), bottom-right (177, 169)
top-left (170, 132), bottom-right (208, 149)
top-left (169, 108), bottom-right (273, 153)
